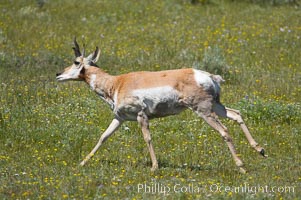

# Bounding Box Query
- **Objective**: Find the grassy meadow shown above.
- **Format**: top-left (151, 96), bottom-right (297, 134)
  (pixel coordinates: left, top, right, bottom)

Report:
top-left (0, 0), bottom-right (300, 199)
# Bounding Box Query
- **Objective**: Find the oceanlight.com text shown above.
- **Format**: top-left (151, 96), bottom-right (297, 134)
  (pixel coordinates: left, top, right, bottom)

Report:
top-left (137, 182), bottom-right (295, 195)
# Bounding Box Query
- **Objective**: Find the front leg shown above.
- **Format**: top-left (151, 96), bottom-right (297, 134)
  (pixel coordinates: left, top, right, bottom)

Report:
top-left (80, 118), bottom-right (122, 166)
top-left (137, 111), bottom-right (158, 171)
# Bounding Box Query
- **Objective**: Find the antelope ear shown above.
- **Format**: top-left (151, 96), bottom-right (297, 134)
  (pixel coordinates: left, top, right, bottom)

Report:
top-left (87, 47), bottom-right (100, 63)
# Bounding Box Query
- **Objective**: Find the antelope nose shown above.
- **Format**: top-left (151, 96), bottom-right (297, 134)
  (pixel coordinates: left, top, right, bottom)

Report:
top-left (56, 73), bottom-right (61, 77)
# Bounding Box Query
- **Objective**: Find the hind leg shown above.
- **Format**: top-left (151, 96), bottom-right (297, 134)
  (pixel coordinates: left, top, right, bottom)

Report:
top-left (212, 103), bottom-right (266, 157)
top-left (198, 111), bottom-right (246, 173)
top-left (225, 107), bottom-right (266, 157)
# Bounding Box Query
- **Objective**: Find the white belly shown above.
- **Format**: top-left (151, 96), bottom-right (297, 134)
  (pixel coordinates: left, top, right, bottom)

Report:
top-left (116, 86), bottom-right (186, 120)
top-left (135, 86), bottom-right (184, 114)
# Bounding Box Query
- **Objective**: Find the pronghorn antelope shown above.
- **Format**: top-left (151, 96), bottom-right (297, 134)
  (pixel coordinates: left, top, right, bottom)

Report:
top-left (56, 39), bottom-right (266, 173)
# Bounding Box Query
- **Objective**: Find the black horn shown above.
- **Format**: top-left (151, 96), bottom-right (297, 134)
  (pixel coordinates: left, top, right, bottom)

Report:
top-left (72, 37), bottom-right (81, 57)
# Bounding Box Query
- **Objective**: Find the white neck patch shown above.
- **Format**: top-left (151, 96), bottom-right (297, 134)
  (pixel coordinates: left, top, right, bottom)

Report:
top-left (90, 74), bottom-right (97, 90)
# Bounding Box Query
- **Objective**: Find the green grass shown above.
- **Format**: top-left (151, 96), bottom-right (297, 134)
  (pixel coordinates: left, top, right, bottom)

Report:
top-left (0, 0), bottom-right (300, 199)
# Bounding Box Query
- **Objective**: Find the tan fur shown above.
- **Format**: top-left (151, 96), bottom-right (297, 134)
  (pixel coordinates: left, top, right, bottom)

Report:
top-left (56, 42), bottom-right (266, 172)
top-left (84, 68), bottom-right (207, 103)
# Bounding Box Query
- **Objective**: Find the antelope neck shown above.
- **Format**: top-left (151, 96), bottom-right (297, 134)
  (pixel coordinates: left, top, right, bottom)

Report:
top-left (84, 67), bottom-right (116, 101)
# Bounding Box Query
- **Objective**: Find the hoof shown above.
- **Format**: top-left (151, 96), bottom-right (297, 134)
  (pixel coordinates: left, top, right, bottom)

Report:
top-left (80, 161), bottom-right (86, 166)
top-left (259, 148), bottom-right (268, 158)
top-left (239, 167), bottom-right (247, 174)
top-left (151, 164), bottom-right (158, 172)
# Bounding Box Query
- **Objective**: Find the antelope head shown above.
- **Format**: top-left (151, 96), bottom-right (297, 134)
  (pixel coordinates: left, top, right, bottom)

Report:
top-left (56, 38), bottom-right (100, 82)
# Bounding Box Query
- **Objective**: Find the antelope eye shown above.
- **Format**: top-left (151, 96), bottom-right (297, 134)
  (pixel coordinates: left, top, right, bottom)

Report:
top-left (74, 61), bottom-right (80, 65)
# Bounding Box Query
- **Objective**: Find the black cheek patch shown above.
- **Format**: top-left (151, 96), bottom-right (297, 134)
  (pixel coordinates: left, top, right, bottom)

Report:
top-left (79, 67), bottom-right (86, 80)
top-left (80, 67), bottom-right (85, 74)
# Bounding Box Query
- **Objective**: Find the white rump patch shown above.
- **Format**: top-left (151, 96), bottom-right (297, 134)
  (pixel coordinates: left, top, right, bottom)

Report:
top-left (193, 69), bottom-right (214, 90)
